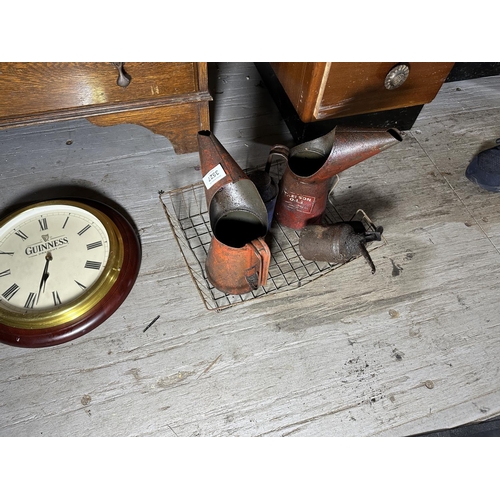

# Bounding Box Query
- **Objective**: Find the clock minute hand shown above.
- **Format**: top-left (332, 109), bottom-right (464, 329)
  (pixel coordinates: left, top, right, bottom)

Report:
top-left (36, 252), bottom-right (53, 303)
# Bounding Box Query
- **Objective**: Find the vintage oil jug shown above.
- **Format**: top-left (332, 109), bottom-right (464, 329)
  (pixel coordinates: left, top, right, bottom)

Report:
top-left (205, 234), bottom-right (271, 295)
top-left (270, 127), bottom-right (403, 230)
top-left (197, 131), bottom-right (270, 294)
top-left (299, 222), bottom-right (383, 274)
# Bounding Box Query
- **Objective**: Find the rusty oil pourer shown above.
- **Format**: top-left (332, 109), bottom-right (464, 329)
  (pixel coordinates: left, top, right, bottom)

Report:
top-left (270, 126), bottom-right (403, 230)
top-left (299, 222), bottom-right (383, 274)
top-left (197, 131), bottom-right (271, 294)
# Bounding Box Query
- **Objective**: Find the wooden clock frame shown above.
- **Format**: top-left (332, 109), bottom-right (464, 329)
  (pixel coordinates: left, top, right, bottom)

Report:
top-left (0, 199), bottom-right (141, 348)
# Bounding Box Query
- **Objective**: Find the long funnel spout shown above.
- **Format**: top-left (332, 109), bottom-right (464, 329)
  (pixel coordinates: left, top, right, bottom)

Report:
top-left (197, 130), bottom-right (248, 196)
top-left (288, 126), bottom-right (403, 182)
top-left (273, 126), bottom-right (403, 230)
top-left (197, 130), bottom-right (268, 246)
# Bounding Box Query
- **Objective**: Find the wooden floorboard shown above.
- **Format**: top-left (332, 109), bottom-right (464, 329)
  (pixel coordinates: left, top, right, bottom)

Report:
top-left (1, 63), bottom-right (500, 436)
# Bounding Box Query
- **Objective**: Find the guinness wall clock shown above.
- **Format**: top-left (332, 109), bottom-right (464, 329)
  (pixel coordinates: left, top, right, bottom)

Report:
top-left (0, 199), bottom-right (141, 348)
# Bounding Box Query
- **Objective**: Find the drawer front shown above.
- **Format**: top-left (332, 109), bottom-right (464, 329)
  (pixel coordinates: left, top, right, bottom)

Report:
top-left (0, 62), bottom-right (200, 119)
top-left (317, 62), bottom-right (455, 120)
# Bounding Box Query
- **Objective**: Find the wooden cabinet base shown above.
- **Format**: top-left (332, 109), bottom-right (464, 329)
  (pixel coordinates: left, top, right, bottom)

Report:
top-left (0, 63), bottom-right (211, 155)
top-left (87, 101), bottom-right (210, 155)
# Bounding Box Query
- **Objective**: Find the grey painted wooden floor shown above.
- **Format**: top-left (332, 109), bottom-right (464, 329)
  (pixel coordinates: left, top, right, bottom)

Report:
top-left (1, 62), bottom-right (500, 437)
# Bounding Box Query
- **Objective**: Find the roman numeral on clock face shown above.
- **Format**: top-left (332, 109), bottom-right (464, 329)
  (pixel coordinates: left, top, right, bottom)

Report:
top-left (78, 224), bottom-right (91, 236)
top-left (14, 230), bottom-right (28, 241)
top-left (87, 241), bottom-right (103, 250)
top-left (25, 292), bottom-right (37, 309)
top-left (0, 269), bottom-right (11, 278)
top-left (75, 280), bottom-right (87, 290)
top-left (85, 260), bottom-right (102, 270)
top-left (2, 283), bottom-right (20, 301)
top-left (38, 218), bottom-right (48, 231)
top-left (52, 291), bottom-right (62, 306)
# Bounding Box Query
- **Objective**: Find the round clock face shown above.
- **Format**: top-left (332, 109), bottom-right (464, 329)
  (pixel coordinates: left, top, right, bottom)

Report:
top-left (0, 199), bottom-right (141, 348)
top-left (0, 204), bottom-right (111, 312)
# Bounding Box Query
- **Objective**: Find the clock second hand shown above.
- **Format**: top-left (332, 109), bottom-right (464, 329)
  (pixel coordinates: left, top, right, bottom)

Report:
top-left (36, 251), bottom-right (53, 304)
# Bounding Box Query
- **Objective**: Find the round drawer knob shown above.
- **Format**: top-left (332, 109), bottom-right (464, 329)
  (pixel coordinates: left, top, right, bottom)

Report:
top-left (384, 64), bottom-right (410, 90)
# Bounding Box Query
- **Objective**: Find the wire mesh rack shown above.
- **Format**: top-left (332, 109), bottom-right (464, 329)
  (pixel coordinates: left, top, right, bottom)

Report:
top-left (160, 160), bottom-right (386, 311)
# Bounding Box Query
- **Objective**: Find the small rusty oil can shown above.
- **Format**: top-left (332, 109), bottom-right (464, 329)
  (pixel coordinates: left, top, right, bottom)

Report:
top-left (299, 222), bottom-right (383, 274)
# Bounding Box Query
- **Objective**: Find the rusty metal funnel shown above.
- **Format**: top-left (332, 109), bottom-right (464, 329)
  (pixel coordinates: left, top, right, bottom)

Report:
top-left (198, 130), bottom-right (249, 205)
top-left (273, 126), bottom-right (402, 230)
top-left (197, 131), bottom-right (268, 247)
top-left (197, 131), bottom-right (271, 293)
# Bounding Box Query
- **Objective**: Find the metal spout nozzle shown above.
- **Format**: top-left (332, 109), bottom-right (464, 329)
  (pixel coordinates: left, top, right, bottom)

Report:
top-left (288, 126), bottom-right (403, 181)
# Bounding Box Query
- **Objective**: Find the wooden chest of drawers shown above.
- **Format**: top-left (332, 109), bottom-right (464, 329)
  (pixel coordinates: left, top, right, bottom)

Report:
top-left (0, 62), bottom-right (211, 154)
top-left (256, 62), bottom-right (455, 142)
top-left (270, 62), bottom-right (454, 121)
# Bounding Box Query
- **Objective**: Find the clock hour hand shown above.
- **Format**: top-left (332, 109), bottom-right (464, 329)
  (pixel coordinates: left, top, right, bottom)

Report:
top-left (36, 252), bottom-right (53, 303)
